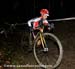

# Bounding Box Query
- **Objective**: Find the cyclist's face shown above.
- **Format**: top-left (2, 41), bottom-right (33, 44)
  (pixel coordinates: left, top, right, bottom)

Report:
top-left (42, 14), bottom-right (48, 19)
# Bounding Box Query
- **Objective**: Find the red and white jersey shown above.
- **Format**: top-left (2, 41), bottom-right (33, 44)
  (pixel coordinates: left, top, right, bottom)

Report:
top-left (28, 17), bottom-right (49, 29)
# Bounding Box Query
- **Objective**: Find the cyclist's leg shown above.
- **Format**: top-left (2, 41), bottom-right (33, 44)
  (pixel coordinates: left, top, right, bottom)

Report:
top-left (33, 30), bottom-right (42, 46)
top-left (33, 30), bottom-right (38, 38)
top-left (28, 28), bottom-right (40, 51)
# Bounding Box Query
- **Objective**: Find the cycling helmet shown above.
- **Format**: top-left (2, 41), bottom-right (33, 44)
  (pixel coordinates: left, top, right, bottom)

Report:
top-left (40, 9), bottom-right (49, 16)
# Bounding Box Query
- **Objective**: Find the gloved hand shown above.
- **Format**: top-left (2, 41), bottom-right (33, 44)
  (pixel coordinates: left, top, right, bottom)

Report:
top-left (48, 27), bottom-right (51, 31)
top-left (50, 23), bottom-right (55, 29)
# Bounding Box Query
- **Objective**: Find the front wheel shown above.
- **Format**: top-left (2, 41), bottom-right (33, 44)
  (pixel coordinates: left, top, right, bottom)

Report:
top-left (33, 33), bottom-right (63, 69)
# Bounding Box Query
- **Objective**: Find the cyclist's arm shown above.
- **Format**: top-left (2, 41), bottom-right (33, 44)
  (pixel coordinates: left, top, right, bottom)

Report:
top-left (44, 22), bottom-right (55, 30)
top-left (28, 17), bottom-right (40, 27)
top-left (43, 20), bottom-right (50, 28)
top-left (32, 18), bottom-right (41, 30)
top-left (28, 19), bottom-right (34, 27)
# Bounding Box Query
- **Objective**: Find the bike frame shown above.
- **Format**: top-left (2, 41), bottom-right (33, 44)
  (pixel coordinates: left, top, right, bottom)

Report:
top-left (32, 30), bottom-right (47, 49)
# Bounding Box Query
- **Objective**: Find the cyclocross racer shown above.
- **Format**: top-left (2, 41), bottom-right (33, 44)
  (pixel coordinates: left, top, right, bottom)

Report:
top-left (27, 9), bottom-right (51, 38)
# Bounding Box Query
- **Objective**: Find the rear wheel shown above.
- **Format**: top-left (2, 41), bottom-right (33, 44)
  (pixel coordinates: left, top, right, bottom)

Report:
top-left (33, 33), bottom-right (63, 69)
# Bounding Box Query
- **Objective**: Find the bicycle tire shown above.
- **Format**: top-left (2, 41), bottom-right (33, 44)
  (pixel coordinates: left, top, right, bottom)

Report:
top-left (33, 33), bottom-right (63, 69)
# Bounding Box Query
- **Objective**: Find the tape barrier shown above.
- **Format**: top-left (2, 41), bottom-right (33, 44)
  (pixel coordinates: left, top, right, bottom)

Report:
top-left (48, 17), bottom-right (75, 22)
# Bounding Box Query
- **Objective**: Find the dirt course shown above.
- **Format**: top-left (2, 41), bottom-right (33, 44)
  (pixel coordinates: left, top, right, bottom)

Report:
top-left (0, 21), bottom-right (75, 69)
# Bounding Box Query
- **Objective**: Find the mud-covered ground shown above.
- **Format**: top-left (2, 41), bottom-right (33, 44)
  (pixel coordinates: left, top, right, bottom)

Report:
top-left (0, 21), bottom-right (75, 69)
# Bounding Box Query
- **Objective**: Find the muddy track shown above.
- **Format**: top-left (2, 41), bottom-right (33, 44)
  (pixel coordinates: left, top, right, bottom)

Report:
top-left (0, 21), bottom-right (75, 69)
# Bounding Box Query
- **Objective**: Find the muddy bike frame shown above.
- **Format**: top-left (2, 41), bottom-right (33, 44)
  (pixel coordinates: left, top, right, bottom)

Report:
top-left (32, 30), bottom-right (47, 48)
top-left (30, 26), bottom-right (49, 51)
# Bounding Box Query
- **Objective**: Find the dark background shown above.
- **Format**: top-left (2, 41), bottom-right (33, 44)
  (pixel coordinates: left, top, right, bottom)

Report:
top-left (0, 0), bottom-right (75, 23)
top-left (0, 0), bottom-right (75, 69)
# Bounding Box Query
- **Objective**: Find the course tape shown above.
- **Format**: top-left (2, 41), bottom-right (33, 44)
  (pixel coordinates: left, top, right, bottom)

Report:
top-left (48, 17), bottom-right (75, 22)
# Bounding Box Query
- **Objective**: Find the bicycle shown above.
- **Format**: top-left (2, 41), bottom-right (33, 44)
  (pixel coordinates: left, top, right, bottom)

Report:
top-left (29, 26), bottom-right (63, 69)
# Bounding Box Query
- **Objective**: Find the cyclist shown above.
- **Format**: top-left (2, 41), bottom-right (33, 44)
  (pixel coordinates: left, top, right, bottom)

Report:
top-left (27, 9), bottom-right (54, 51)
top-left (28, 9), bottom-right (51, 38)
